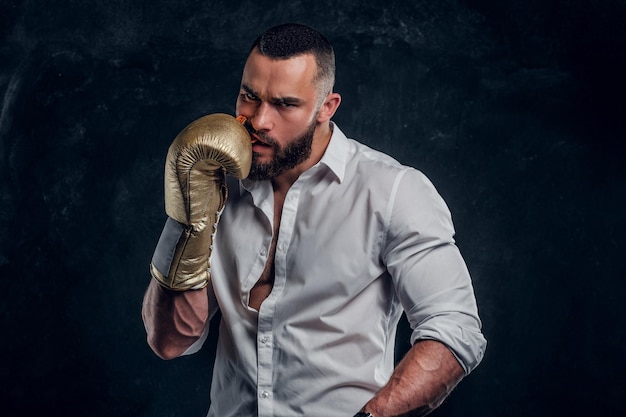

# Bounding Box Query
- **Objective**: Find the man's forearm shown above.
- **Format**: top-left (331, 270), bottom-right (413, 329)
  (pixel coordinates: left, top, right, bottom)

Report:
top-left (361, 340), bottom-right (465, 417)
top-left (141, 279), bottom-right (209, 359)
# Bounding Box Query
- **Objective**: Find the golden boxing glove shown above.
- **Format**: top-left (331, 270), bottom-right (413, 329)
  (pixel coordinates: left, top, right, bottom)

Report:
top-left (150, 113), bottom-right (251, 290)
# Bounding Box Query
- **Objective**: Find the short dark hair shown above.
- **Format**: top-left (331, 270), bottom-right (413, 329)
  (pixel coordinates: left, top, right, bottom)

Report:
top-left (251, 23), bottom-right (335, 103)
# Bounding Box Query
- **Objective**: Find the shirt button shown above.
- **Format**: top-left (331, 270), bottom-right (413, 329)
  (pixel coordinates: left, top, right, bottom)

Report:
top-left (260, 391), bottom-right (270, 399)
top-left (260, 248), bottom-right (267, 257)
top-left (260, 336), bottom-right (269, 344)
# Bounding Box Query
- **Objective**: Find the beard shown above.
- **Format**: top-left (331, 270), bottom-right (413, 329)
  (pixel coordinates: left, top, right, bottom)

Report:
top-left (247, 118), bottom-right (317, 181)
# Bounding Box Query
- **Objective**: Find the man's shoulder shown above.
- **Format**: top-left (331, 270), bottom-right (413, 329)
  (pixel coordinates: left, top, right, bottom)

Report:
top-left (324, 123), bottom-right (415, 184)
top-left (344, 137), bottom-right (417, 179)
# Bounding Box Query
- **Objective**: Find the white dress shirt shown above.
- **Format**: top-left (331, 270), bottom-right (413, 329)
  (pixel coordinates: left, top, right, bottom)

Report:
top-left (152, 123), bottom-right (486, 417)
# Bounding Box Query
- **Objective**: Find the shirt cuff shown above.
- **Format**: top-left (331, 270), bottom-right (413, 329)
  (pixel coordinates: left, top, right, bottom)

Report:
top-left (151, 217), bottom-right (185, 278)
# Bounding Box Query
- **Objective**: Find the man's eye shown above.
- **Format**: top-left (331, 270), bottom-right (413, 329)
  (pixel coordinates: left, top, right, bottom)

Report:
top-left (242, 92), bottom-right (258, 101)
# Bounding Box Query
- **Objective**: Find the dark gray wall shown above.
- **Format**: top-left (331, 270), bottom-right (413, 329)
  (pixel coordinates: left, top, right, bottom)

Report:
top-left (1, 0), bottom-right (624, 416)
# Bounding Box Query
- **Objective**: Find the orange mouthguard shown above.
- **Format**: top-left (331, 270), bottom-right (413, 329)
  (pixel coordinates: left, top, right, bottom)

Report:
top-left (236, 115), bottom-right (259, 144)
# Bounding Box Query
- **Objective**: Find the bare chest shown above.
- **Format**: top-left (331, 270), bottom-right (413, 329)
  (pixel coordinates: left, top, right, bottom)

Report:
top-left (247, 191), bottom-right (284, 310)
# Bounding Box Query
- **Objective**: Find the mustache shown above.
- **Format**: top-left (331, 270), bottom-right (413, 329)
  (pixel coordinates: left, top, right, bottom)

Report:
top-left (242, 120), bottom-right (275, 146)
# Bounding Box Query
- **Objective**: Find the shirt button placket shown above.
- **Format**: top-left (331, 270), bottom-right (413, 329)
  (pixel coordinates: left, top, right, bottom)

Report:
top-left (257, 328), bottom-right (273, 415)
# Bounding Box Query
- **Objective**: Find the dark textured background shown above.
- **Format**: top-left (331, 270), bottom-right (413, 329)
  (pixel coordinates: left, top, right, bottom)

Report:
top-left (1, 0), bottom-right (625, 416)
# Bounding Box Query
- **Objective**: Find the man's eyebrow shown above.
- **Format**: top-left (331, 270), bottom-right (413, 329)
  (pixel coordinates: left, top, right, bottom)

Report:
top-left (241, 84), bottom-right (259, 98)
top-left (274, 96), bottom-right (302, 106)
top-left (241, 84), bottom-right (303, 105)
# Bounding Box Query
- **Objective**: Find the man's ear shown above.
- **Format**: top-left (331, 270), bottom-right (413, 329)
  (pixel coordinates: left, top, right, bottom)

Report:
top-left (317, 92), bottom-right (342, 123)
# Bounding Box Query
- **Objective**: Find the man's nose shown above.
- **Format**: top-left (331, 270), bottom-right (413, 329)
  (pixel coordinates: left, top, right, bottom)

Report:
top-left (250, 102), bottom-right (273, 132)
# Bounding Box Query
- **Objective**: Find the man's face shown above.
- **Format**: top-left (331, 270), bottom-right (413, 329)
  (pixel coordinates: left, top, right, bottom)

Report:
top-left (236, 49), bottom-right (323, 180)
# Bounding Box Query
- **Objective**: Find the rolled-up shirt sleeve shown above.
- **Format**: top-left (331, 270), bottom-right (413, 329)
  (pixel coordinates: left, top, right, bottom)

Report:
top-left (383, 168), bottom-right (487, 374)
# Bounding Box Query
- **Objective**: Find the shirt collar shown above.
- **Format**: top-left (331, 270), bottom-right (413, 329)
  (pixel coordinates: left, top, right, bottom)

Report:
top-left (317, 121), bottom-right (348, 183)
